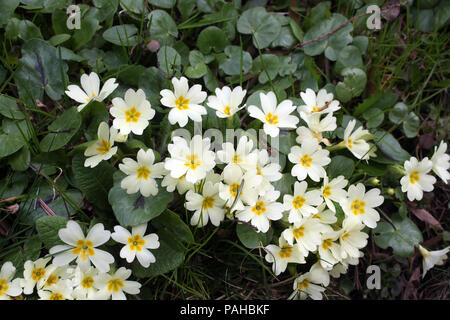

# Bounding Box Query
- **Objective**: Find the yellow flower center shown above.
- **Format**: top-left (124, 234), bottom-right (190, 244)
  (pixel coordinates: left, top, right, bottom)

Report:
top-left (350, 199), bottom-right (366, 215)
top-left (96, 139), bottom-right (111, 155)
top-left (409, 170), bottom-right (420, 184)
top-left (125, 107), bottom-right (141, 123)
top-left (347, 138), bottom-right (353, 149)
top-left (232, 154), bottom-right (241, 164)
top-left (293, 226), bottom-right (305, 239)
top-left (223, 105), bottom-right (231, 115)
top-left (251, 201), bottom-right (266, 216)
top-left (128, 234), bottom-right (146, 252)
top-left (297, 279), bottom-right (309, 290)
top-left (81, 277), bottom-right (94, 289)
top-left (49, 293), bottom-right (64, 300)
top-left (312, 106), bottom-right (319, 112)
top-left (342, 233), bottom-right (350, 240)
top-left (229, 183), bottom-right (240, 197)
top-left (256, 166), bottom-right (262, 175)
top-left (32, 268), bottom-right (46, 281)
top-left (322, 238), bottom-right (333, 250)
top-left (107, 279), bottom-right (124, 292)
top-left (137, 166), bottom-right (151, 180)
top-left (279, 245), bottom-right (292, 258)
top-left (72, 240), bottom-right (95, 261)
top-left (292, 195), bottom-right (306, 209)
top-left (300, 154), bottom-right (312, 167)
top-left (45, 274), bottom-right (58, 287)
top-left (322, 185), bottom-right (331, 197)
top-left (202, 196), bottom-right (215, 210)
top-left (0, 279), bottom-right (9, 296)
top-left (265, 112), bottom-right (279, 125)
top-left (184, 154), bottom-right (201, 170)
top-left (175, 95), bottom-right (190, 110)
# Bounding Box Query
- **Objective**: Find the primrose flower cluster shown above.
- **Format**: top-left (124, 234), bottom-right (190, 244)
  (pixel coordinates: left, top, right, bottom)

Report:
top-left (0, 221), bottom-right (159, 300)
top-left (8, 72), bottom-right (446, 300)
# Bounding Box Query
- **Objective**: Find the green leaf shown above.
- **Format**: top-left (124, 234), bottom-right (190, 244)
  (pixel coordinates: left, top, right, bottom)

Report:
top-left (102, 24), bottom-right (138, 46)
top-left (237, 7), bottom-right (281, 49)
top-left (152, 209), bottom-right (194, 244)
top-left (148, 10), bottom-right (178, 46)
top-left (289, 18), bottom-right (304, 42)
top-left (236, 223), bottom-right (273, 249)
top-left (72, 17), bottom-right (99, 50)
top-left (36, 216), bottom-right (68, 249)
top-left (363, 107), bottom-right (384, 129)
top-left (138, 67), bottom-right (171, 107)
top-left (252, 54), bottom-right (279, 84)
top-left (40, 107), bottom-right (82, 152)
top-left (388, 102), bottom-right (408, 124)
top-left (302, 13), bottom-right (353, 57)
top-left (335, 67), bottom-right (367, 102)
top-left (373, 130), bottom-right (411, 163)
top-left (0, 119), bottom-right (32, 159)
top-left (18, 20), bottom-right (43, 41)
top-left (0, 0), bottom-right (19, 26)
top-left (132, 229), bottom-right (185, 278)
top-left (157, 46), bottom-right (181, 77)
top-left (373, 216), bottom-right (423, 257)
top-left (327, 155), bottom-right (355, 179)
top-left (197, 26), bottom-right (229, 54)
top-left (20, 189), bottom-right (83, 225)
top-left (271, 26), bottom-right (296, 48)
top-left (0, 95), bottom-right (24, 120)
top-left (8, 146), bottom-right (30, 171)
top-left (402, 112), bottom-right (420, 138)
top-left (149, 0), bottom-right (176, 8)
top-left (108, 171), bottom-right (173, 227)
top-left (0, 172), bottom-right (28, 199)
top-left (334, 45), bottom-right (363, 75)
top-left (219, 45), bottom-right (252, 76)
top-left (120, 0), bottom-right (145, 13)
top-left (185, 63), bottom-right (207, 79)
top-left (352, 35), bottom-right (369, 54)
top-left (14, 39), bottom-right (68, 103)
top-left (48, 33), bottom-right (71, 46)
top-left (72, 153), bottom-right (116, 210)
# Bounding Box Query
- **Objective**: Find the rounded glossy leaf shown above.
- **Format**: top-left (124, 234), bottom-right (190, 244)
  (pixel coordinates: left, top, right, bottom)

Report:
top-left (197, 26), bottom-right (228, 54)
top-left (374, 216), bottom-right (423, 257)
top-left (148, 10), bottom-right (178, 45)
top-left (108, 171), bottom-right (173, 227)
top-left (103, 24), bottom-right (138, 46)
top-left (219, 45), bottom-right (252, 76)
top-left (237, 7), bottom-right (281, 49)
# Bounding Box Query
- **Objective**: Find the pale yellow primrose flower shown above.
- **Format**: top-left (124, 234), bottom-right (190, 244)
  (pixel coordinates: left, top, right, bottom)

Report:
top-left (207, 85), bottom-right (246, 118)
top-left (164, 135), bottom-right (216, 184)
top-left (93, 267), bottom-right (141, 300)
top-left (49, 220), bottom-right (114, 273)
top-left (110, 88), bottom-right (155, 135)
top-left (418, 245), bottom-right (449, 279)
top-left (119, 148), bottom-right (166, 197)
top-left (431, 140), bottom-right (450, 183)
top-left (400, 157), bottom-right (436, 201)
top-left (160, 76), bottom-right (207, 127)
top-left (111, 223), bottom-right (160, 268)
top-left (65, 72), bottom-right (118, 112)
top-left (0, 261), bottom-right (22, 300)
top-left (247, 91), bottom-right (299, 138)
top-left (84, 122), bottom-right (119, 168)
